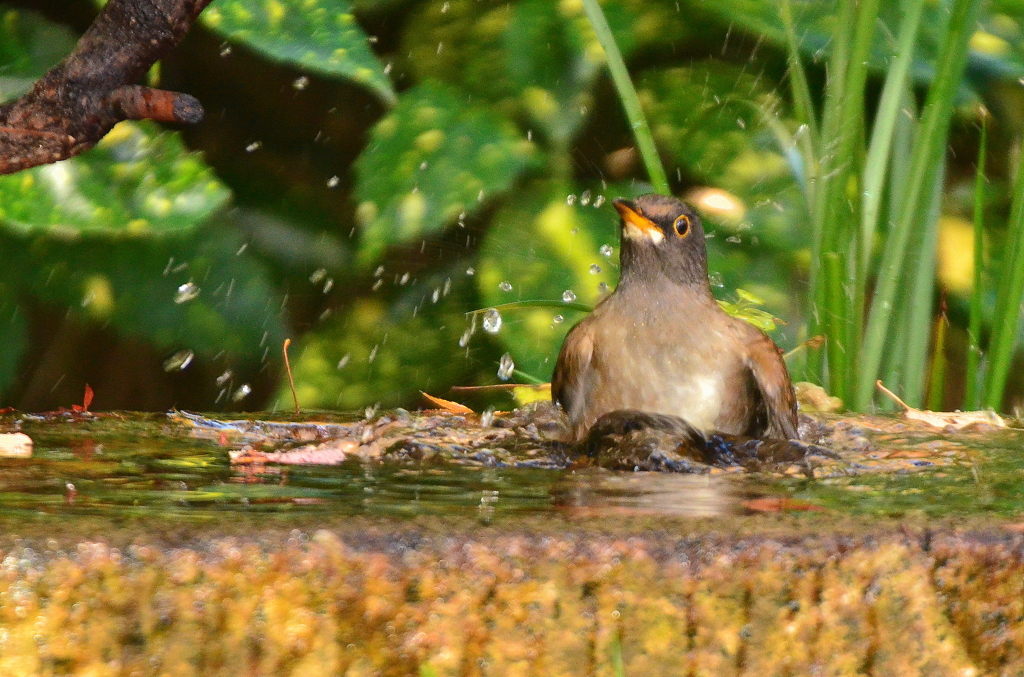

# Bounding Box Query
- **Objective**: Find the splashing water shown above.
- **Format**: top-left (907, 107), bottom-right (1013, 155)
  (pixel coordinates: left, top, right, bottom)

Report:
top-left (497, 353), bottom-right (515, 380)
top-left (174, 282), bottom-right (200, 304)
top-left (482, 309), bottom-right (502, 334)
top-left (163, 350), bottom-right (194, 372)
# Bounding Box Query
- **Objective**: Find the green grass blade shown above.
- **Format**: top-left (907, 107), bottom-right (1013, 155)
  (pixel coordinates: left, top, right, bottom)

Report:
top-left (854, 0), bottom-right (981, 410)
top-left (780, 0), bottom-right (818, 145)
top-left (581, 0), bottom-right (669, 194)
top-left (901, 163), bottom-right (944, 407)
top-left (858, 0), bottom-right (926, 279)
top-left (982, 137), bottom-right (1024, 409)
top-left (807, 0), bottom-right (877, 390)
top-left (965, 116), bottom-right (988, 409)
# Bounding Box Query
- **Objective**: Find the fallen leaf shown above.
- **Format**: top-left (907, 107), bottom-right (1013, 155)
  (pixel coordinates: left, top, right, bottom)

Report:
top-left (795, 381), bottom-right (843, 413)
top-left (741, 497), bottom-right (825, 513)
top-left (0, 433), bottom-right (32, 458)
top-left (72, 384), bottom-right (94, 413)
top-left (421, 391), bottom-right (474, 414)
top-left (876, 380), bottom-right (1005, 429)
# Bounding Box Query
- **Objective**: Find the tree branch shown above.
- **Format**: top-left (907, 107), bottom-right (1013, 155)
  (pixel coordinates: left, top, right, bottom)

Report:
top-left (0, 0), bottom-right (212, 175)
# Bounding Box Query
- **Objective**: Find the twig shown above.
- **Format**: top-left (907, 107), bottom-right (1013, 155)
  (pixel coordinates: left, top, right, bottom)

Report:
top-left (0, 0), bottom-right (212, 175)
top-left (283, 339), bottom-right (300, 415)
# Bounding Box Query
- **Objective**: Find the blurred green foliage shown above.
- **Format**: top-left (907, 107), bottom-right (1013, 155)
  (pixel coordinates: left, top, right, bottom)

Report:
top-left (2, 0), bottom-right (1024, 411)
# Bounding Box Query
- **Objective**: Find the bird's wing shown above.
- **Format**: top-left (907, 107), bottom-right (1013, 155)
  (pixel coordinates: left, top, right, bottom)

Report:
top-left (551, 322), bottom-right (596, 424)
top-left (743, 329), bottom-right (799, 440)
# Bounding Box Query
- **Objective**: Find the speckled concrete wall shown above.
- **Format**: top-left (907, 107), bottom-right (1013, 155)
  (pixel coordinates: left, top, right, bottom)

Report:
top-left (0, 529), bottom-right (1021, 676)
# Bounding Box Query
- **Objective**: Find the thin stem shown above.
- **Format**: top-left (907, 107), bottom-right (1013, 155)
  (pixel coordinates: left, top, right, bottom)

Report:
top-left (580, 0), bottom-right (670, 194)
top-left (965, 116), bottom-right (987, 409)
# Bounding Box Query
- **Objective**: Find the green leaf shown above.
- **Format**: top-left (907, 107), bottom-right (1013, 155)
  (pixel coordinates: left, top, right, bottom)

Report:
top-left (476, 182), bottom-right (637, 378)
top-left (0, 284), bottom-right (27, 400)
top-left (0, 7), bottom-right (78, 103)
top-left (202, 0), bottom-right (396, 105)
top-left (0, 121), bottom-right (230, 235)
top-left (354, 81), bottom-right (536, 266)
top-left (716, 289), bottom-right (782, 332)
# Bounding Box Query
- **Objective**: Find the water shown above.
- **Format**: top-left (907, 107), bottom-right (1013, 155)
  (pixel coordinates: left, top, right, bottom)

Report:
top-left (0, 413), bottom-right (737, 523)
top-left (1, 413), bottom-right (1023, 526)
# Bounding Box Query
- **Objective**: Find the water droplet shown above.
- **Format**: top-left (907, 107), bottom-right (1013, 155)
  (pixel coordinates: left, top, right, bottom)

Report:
top-left (174, 282), bottom-right (200, 304)
top-left (726, 235), bottom-right (741, 244)
top-left (477, 189), bottom-right (485, 202)
top-left (443, 278), bottom-right (451, 296)
top-left (480, 408), bottom-right (495, 427)
top-left (590, 264), bottom-right (602, 274)
top-left (322, 278), bottom-right (334, 293)
top-left (436, 42), bottom-right (444, 55)
top-left (570, 227), bottom-right (579, 235)
top-left (219, 43), bottom-right (232, 57)
top-left (373, 265), bottom-right (385, 278)
top-left (593, 195), bottom-right (606, 208)
top-left (527, 129), bottom-right (532, 141)
top-left (292, 76), bottom-right (309, 90)
top-left (310, 268), bottom-right (327, 284)
top-left (482, 309), bottom-right (502, 333)
top-left (231, 384), bottom-right (251, 402)
top-left (327, 175), bottom-right (339, 188)
top-left (163, 350), bottom-right (194, 372)
top-left (383, 62), bottom-right (393, 75)
top-left (599, 244), bottom-right (613, 257)
top-left (553, 314), bottom-right (564, 324)
top-left (399, 272), bottom-right (410, 285)
top-left (372, 279), bottom-right (383, 291)
top-left (708, 271), bottom-right (724, 287)
top-left (441, 1), bottom-right (450, 11)
top-left (497, 353), bottom-right (515, 380)
top-left (466, 267), bottom-right (476, 276)
top-left (337, 354), bottom-right (351, 369)
top-left (459, 327), bottom-right (473, 347)
top-left (498, 281), bottom-right (512, 292)
top-left (566, 194), bottom-right (577, 206)
top-left (562, 290), bottom-right (576, 303)
top-left (432, 288), bottom-right (440, 303)
top-left (598, 282), bottom-right (608, 294)
top-left (245, 141), bottom-right (262, 153)
top-left (216, 370), bottom-right (233, 386)
top-left (580, 190), bottom-right (591, 206)
top-left (419, 161), bottom-right (428, 170)
top-left (368, 344), bottom-right (379, 362)
top-left (737, 118), bottom-right (746, 129)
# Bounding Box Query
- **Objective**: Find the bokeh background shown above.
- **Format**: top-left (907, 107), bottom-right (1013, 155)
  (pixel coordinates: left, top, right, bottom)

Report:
top-left (1, 0), bottom-right (1023, 413)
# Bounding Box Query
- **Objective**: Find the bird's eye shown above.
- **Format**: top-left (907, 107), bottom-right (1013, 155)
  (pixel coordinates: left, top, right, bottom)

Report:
top-left (673, 214), bottom-right (691, 237)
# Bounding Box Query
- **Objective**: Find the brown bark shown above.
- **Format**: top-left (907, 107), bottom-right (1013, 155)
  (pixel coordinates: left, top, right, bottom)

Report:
top-left (0, 0), bottom-right (212, 175)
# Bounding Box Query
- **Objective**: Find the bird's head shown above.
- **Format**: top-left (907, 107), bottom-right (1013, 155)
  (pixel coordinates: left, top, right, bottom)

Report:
top-left (612, 194), bottom-right (709, 287)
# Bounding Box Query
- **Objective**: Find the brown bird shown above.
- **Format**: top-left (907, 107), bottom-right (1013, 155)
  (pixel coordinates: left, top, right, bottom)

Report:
top-left (552, 193), bottom-right (798, 443)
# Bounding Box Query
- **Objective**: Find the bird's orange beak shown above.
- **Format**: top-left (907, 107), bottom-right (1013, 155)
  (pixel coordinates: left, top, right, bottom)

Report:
top-left (613, 198), bottom-right (664, 243)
